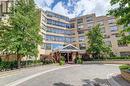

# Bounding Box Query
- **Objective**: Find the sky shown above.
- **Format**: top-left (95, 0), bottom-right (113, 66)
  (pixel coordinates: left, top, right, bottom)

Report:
top-left (34, 0), bottom-right (113, 18)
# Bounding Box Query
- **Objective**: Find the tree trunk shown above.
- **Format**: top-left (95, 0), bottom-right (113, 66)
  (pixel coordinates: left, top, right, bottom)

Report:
top-left (17, 54), bottom-right (21, 69)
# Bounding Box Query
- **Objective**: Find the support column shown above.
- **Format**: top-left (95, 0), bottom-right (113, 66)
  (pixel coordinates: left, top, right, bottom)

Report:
top-left (67, 53), bottom-right (69, 63)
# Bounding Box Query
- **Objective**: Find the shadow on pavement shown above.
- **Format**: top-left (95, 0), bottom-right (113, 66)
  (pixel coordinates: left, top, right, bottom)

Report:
top-left (53, 82), bottom-right (74, 86)
top-left (53, 78), bottom-right (110, 86)
top-left (82, 78), bottom-right (110, 86)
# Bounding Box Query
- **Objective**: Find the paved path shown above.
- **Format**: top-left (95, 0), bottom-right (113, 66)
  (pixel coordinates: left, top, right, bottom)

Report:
top-left (0, 64), bottom-right (121, 86)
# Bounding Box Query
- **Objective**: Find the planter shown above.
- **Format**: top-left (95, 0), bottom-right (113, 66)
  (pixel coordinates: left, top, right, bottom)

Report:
top-left (121, 70), bottom-right (130, 82)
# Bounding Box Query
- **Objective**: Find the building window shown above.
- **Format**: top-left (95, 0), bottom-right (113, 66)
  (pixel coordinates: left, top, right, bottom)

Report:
top-left (42, 15), bottom-right (46, 22)
top-left (42, 24), bottom-right (47, 31)
top-left (78, 31), bottom-right (84, 34)
top-left (0, 0), bottom-right (12, 15)
top-left (87, 23), bottom-right (94, 29)
top-left (46, 11), bottom-right (70, 21)
top-left (118, 40), bottom-right (128, 47)
top-left (110, 26), bottom-right (118, 32)
top-left (47, 19), bottom-right (71, 28)
top-left (65, 37), bottom-right (72, 43)
top-left (86, 16), bottom-right (94, 23)
top-left (70, 23), bottom-right (75, 28)
top-left (41, 44), bottom-right (45, 49)
top-left (97, 21), bottom-right (104, 26)
top-left (79, 36), bottom-right (85, 42)
top-left (101, 27), bottom-right (105, 33)
top-left (77, 24), bottom-right (83, 30)
top-left (108, 18), bottom-right (115, 24)
top-left (51, 44), bottom-right (63, 50)
top-left (45, 44), bottom-right (51, 50)
top-left (45, 35), bottom-right (73, 43)
top-left (46, 27), bottom-right (74, 35)
top-left (77, 18), bottom-right (83, 24)
top-left (79, 43), bottom-right (86, 50)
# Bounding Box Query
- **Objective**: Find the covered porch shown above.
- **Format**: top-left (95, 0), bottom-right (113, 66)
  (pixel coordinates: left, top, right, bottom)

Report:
top-left (52, 44), bottom-right (85, 63)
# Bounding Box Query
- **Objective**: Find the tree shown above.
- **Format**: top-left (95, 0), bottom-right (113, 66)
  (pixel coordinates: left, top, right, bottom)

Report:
top-left (86, 25), bottom-right (111, 59)
top-left (108, 0), bottom-right (130, 43)
top-left (0, 0), bottom-right (42, 67)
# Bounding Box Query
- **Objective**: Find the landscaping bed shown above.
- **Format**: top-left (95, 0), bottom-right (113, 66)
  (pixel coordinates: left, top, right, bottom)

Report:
top-left (0, 60), bottom-right (54, 72)
top-left (120, 64), bottom-right (130, 82)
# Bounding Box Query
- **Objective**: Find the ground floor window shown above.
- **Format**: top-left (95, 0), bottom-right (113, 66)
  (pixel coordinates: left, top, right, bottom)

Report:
top-left (44, 43), bottom-right (63, 50)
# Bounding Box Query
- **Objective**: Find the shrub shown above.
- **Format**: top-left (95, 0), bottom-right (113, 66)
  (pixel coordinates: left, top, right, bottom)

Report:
top-left (42, 59), bottom-right (54, 65)
top-left (119, 64), bottom-right (130, 70)
top-left (59, 56), bottom-right (65, 65)
top-left (75, 57), bottom-right (83, 64)
top-left (0, 60), bottom-right (43, 71)
top-left (107, 56), bottom-right (130, 60)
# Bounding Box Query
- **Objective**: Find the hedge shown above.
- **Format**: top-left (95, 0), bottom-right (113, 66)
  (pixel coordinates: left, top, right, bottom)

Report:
top-left (0, 60), bottom-right (46, 71)
top-left (119, 64), bottom-right (130, 70)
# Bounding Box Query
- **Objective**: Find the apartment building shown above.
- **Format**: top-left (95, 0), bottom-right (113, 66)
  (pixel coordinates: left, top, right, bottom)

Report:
top-left (39, 9), bottom-right (130, 58)
top-left (0, 0), bottom-right (130, 59)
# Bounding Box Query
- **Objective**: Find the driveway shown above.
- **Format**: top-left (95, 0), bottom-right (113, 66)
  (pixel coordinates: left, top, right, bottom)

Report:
top-left (1, 64), bottom-right (120, 86)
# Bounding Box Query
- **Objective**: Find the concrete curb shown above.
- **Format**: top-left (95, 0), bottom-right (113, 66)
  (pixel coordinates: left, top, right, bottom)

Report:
top-left (107, 73), bottom-right (121, 86)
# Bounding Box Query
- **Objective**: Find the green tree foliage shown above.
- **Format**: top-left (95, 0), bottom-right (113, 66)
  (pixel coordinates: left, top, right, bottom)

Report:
top-left (108, 0), bottom-right (130, 43)
top-left (0, 0), bottom-right (42, 67)
top-left (86, 25), bottom-right (111, 59)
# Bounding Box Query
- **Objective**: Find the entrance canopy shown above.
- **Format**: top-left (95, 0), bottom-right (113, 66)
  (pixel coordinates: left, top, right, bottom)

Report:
top-left (52, 44), bottom-right (85, 53)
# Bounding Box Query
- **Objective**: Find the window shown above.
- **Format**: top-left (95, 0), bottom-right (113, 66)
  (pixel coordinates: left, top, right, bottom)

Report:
top-left (46, 35), bottom-right (74, 42)
top-left (77, 18), bottom-right (83, 24)
top-left (108, 18), bottom-right (115, 24)
top-left (47, 19), bottom-right (71, 28)
top-left (0, 1), bottom-right (12, 15)
top-left (41, 44), bottom-right (45, 49)
top-left (77, 24), bottom-right (83, 30)
top-left (42, 15), bottom-right (46, 22)
top-left (87, 23), bottom-right (94, 28)
top-left (65, 37), bottom-right (72, 43)
top-left (97, 21), bottom-right (104, 26)
top-left (78, 31), bottom-right (84, 34)
top-left (110, 26), bottom-right (118, 32)
top-left (79, 36), bottom-right (85, 42)
top-left (46, 27), bottom-right (74, 35)
top-left (79, 43), bottom-right (86, 50)
top-left (42, 24), bottom-right (47, 31)
top-left (101, 27), bottom-right (105, 33)
top-left (86, 16), bottom-right (94, 23)
top-left (65, 30), bottom-right (73, 35)
top-left (45, 44), bottom-right (51, 50)
top-left (51, 44), bottom-right (63, 49)
top-left (46, 11), bottom-right (70, 21)
top-left (70, 23), bottom-right (75, 28)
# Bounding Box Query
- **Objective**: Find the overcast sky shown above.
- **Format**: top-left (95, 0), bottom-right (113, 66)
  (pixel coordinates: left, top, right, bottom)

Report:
top-left (35, 0), bottom-right (113, 18)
